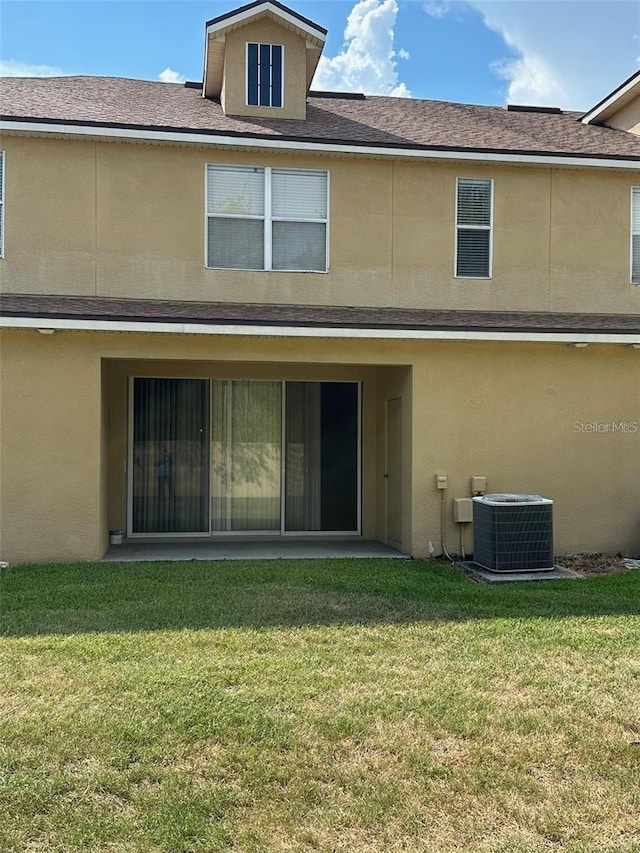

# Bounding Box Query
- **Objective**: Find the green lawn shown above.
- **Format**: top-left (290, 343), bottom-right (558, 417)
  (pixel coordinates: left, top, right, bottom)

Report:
top-left (1, 559), bottom-right (639, 853)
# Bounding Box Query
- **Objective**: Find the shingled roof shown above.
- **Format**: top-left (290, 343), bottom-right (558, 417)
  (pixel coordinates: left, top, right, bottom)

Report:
top-left (2, 294), bottom-right (638, 335)
top-left (3, 75), bottom-right (640, 160)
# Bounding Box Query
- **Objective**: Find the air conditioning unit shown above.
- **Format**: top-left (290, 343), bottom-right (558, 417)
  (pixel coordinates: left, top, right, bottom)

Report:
top-left (472, 494), bottom-right (554, 572)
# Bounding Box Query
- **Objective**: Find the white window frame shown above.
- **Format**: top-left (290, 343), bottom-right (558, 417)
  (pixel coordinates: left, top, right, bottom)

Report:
top-left (205, 164), bottom-right (329, 273)
top-left (0, 151), bottom-right (4, 259)
top-left (454, 177), bottom-right (493, 279)
top-left (631, 186), bottom-right (640, 284)
top-left (246, 42), bottom-right (285, 109)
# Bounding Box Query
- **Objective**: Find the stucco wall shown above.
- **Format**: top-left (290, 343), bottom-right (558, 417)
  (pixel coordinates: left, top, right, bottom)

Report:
top-left (411, 340), bottom-right (640, 558)
top-left (0, 329), bottom-right (106, 562)
top-left (605, 96), bottom-right (640, 135)
top-left (2, 136), bottom-right (639, 315)
top-left (1, 328), bottom-right (638, 564)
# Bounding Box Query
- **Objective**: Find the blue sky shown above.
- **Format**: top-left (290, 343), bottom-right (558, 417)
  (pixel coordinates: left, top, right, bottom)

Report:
top-left (1, 0), bottom-right (639, 110)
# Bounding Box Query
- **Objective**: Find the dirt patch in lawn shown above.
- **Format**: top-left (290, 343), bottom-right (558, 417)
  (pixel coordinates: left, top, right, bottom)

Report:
top-left (555, 553), bottom-right (640, 577)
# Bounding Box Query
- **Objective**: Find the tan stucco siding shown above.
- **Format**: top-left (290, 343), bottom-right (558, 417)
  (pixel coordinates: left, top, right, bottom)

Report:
top-left (1, 136), bottom-right (640, 314)
top-left (603, 96), bottom-right (640, 135)
top-left (0, 329), bottom-right (105, 562)
top-left (1, 137), bottom-right (97, 295)
top-left (1, 328), bottom-right (638, 564)
top-left (410, 341), bottom-right (640, 559)
top-left (549, 169), bottom-right (637, 312)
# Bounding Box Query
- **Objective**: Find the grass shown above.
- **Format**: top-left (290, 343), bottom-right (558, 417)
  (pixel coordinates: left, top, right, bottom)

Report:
top-left (1, 558), bottom-right (639, 853)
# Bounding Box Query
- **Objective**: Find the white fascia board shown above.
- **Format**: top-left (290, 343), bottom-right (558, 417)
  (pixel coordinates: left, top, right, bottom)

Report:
top-left (582, 73), bottom-right (640, 125)
top-left (206, 3), bottom-right (326, 43)
top-left (3, 119), bottom-right (640, 170)
top-left (2, 315), bottom-right (638, 345)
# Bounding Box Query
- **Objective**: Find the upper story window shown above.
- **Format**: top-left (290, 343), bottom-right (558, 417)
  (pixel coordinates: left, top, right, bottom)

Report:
top-left (632, 187), bottom-right (640, 284)
top-left (0, 151), bottom-right (4, 258)
top-left (455, 177), bottom-right (493, 278)
top-left (247, 43), bottom-right (283, 108)
top-left (206, 164), bottom-right (328, 272)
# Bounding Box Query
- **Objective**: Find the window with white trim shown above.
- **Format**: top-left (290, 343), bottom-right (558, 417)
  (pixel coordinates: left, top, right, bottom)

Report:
top-left (455, 177), bottom-right (493, 278)
top-left (206, 165), bottom-right (328, 272)
top-left (632, 187), bottom-right (640, 284)
top-left (247, 43), bottom-right (283, 108)
top-left (0, 151), bottom-right (4, 258)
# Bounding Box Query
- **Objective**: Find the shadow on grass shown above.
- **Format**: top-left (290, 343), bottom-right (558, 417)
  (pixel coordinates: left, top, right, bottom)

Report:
top-left (1, 558), bottom-right (639, 637)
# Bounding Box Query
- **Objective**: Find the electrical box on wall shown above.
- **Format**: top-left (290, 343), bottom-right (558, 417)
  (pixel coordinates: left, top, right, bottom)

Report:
top-left (471, 475), bottom-right (487, 495)
top-left (453, 498), bottom-right (473, 523)
top-left (436, 474), bottom-right (448, 490)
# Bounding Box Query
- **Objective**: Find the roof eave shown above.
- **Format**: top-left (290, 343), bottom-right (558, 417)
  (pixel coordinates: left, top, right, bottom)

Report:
top-left (206, 0), bottom-right (326, 39)
top-left (203, 1), bottom-right (326, 100)
top-left (2, 116), bottom-right (640, 170)
top-left (582, 70), bottom-right (640, 125)
top-left (1, 315), bottom-right (638, 345)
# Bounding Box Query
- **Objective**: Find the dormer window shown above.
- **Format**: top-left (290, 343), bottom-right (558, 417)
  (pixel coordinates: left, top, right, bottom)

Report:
top-left (247, 43), bottom-right (283, 108)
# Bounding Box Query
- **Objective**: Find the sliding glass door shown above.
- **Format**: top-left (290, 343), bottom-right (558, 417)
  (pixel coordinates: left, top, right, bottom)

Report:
top-left (129, 378), bottom-right (359, 536)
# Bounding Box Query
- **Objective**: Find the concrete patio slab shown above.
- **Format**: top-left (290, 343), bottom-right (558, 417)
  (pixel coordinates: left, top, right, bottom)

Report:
top-left (103, 539), bottom-right (407, 563)
top-left (459, 562), bottom-right (583, 583)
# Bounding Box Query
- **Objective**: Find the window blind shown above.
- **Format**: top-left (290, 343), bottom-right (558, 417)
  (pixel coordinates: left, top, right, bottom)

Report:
top-left (272, 221), bottom-right (326, 271)
top-left (632, 187), bottom-right (640, 284)
top-left (207, 165), bottom-right (264, 216)
top-left (456, 178), bottom-right (492, 278)
top-left (271, 169), bottom-right (327, 271)
top-left (272, 169), bottom-right (327, 219)
top-left (206, 164), bottom-right (328, 271)
top-left (0, 151), bottom-right (4, 257)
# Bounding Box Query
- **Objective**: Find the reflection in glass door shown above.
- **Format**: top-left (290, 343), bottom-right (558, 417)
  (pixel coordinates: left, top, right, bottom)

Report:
top-left (131, 378), bottom-right (209, 534)
top-left (211, 381), bottom-right (282, 531)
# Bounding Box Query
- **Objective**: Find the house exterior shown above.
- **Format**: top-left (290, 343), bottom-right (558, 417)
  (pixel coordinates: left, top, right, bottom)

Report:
top-left (0, 0), bottom-right (639, 565)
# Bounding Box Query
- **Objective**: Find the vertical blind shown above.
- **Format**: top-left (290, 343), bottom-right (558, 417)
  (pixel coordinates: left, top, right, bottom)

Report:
top-left (632, 187), bottom-right (640, 284)
top-left (456, 178), bottom-right (492, 278)
top-left (211, 380), bottom-right (282, 531)
top-left (132, 379), bottom-right (208, 533)
top-left (131, 379), bottom-right (358, 536)
top-left (285, 382), bottom-right (322, 531)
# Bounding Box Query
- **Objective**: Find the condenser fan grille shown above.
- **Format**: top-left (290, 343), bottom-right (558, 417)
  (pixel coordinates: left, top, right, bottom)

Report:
top-left (473, 494), bottom-right (554, 572)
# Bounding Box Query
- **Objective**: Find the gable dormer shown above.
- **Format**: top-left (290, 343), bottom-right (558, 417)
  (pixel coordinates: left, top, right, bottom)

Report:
top-left (203, 0), bottom-right (326, 120)
top-left (582, 70), bottom-right (640, 135)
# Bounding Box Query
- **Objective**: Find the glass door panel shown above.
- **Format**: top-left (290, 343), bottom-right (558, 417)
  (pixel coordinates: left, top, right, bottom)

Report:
top-left (285, 382), bottom-right (358, 532)
top-left (211, 380), bottom-right (282, 531)
top-left (132, 378), bottom-right (208, 533)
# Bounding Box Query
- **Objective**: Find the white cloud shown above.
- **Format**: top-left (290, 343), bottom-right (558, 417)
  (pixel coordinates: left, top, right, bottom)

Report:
top-left (418, 1), bottom-right (639, 109)
top-left (490, 53), bottom-right (568, 108)
top-left (159, 67), bottom-right (186, 84)
top-left (467, 1), bottom-right (640, 110)
top-left (0, 59), bottom-right (67, 77)
top-left (423, 1), bottom-right (453, 19)
top-left (314, 0), bottom-right (411, 97)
